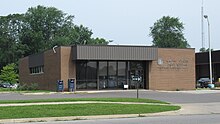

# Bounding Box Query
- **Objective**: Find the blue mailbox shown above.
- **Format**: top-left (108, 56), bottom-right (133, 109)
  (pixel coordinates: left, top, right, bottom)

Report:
top-left (68, 79), bottom-right (75, 92)
top-left (57, 80), bottom-right (64, 92)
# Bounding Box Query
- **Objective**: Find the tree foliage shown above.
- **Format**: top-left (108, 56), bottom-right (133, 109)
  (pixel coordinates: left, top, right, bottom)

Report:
top-left (0, 63), bottom-right (18, 84)
top-left (149, 16), bottom-right (190, 48)
top-left (199, 47), bottom-right (213, 52)
top-left (0, 5), bottom-right (110, 69)
top-left (0, 14), bottom-right (25, 69)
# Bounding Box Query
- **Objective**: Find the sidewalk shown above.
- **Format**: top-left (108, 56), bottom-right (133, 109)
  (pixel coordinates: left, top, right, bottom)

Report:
top-left (157, 89), bottom-right (220, 94)
top-left (0, 101), bottom-right (171, 107)
top-left (20, 89), bottom-right (142, 95)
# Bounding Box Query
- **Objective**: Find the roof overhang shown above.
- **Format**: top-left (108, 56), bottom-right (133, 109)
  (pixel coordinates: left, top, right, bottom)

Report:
top-left (72, 45), bottom-right (158, 61)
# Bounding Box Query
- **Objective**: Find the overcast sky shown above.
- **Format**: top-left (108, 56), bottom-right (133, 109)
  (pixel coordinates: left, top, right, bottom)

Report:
top-left (1, 0), bottom-right (219, 51)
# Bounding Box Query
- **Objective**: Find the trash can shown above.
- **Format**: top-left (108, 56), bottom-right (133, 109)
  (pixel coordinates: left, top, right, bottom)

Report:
top-left (68, 79), bottom-right (75, 92)
top-left (57, 80), bottom-right (64, 92)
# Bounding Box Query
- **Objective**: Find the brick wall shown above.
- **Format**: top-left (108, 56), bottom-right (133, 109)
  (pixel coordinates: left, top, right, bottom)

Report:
top-left (149, 48), bottom-right (195, 90)
top-left (60, 46), bottom-right (76, 91)
top-left (19, 46), bottom-right (76, 91)
top-left (19, 48), bottom-right (61, 91)
top-left (19, 47), bottom-right (195, 91)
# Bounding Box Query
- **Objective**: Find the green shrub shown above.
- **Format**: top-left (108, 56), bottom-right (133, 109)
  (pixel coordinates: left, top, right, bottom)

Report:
top-left (29, 83), bottom-right (39, 90)
top-left (18, 83), bottom-right (39, 91)
top-left (0, 63), bottom-right (18, 84)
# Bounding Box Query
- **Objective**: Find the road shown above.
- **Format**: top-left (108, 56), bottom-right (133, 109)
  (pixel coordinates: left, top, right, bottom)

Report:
top-left (15, 114), bottom-right (220, 124)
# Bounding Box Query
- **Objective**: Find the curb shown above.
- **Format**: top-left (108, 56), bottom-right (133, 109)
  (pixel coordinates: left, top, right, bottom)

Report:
top-left (0, 101), bottom-right (172, 107)
top-left (0, 89), bottom-right (147, 95)
top-left (0, 110), bottom-right (181, 123)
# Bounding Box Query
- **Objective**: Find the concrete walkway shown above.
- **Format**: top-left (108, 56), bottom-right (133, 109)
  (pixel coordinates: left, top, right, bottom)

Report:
top-left (176, 102), bottom-right (220, 115)
top-left (0, 101), bottom-right (171, 107)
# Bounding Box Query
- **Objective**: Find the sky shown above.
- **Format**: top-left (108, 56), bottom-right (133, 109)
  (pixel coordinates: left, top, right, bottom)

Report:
top-left (0, 0), bottom-right (219, 51)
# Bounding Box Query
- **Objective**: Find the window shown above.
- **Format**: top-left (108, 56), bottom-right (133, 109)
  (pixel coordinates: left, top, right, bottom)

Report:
top-left (76, 61), bottom-right (97, 89)
top-left (108, 62), bottom-right (117, 76)
top-left (99, 62), bottom-right (107, 77)
top-left (30, 66), bottom-right (44, 74)
top-left (87, 62), bottom-right (97, 80)
top-left (118, 62), bottom-right (126, 88)
top-left (118, 62), bottom-right (126, 77)
top-left (76, 62), bottom-right (87, 80)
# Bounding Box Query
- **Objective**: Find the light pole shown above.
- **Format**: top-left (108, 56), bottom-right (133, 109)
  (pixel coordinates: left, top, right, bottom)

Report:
top-left (204, 15), bottom-right (213, 84)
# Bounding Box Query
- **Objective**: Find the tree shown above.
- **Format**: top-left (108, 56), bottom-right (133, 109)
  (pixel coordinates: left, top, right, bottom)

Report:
top-left (199, 47), bottom-right (214, 52)
top-left (0, 5), bottom-right (110, 69)
top-left (19, 5), bottom-right (75, 55)
top-left (20, 5), bottom-right (110, 56)
top-left (149, 16), bottom-right (190, 48)
top-left (199, 47), bottom-right (206, 52)
top-left (0, 14), bottom-right (24, 69)
top-left (0, 63), bottom-right (18, 84)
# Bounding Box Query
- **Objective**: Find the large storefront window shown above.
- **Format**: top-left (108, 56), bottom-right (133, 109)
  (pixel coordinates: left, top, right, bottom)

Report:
top-left (76, 61), bottom-right (97, 89)
top-left (99, 62), bottom-right (107, 89)
top-left (118, 62), bottom-right (126, 88)
top-left (108, 62), bottom-right (117, 88)
top-left (76, 61), bottom-right (146, 90)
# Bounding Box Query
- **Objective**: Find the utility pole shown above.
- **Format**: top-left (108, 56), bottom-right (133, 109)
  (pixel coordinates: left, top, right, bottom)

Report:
top-left (201, 0), bottom-right (205, 49)
top-left (204, 15), bottom-right (213, 85)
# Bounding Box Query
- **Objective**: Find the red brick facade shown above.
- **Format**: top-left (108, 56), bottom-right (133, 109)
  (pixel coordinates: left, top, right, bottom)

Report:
top-left (149, 48), bottom-right (195, 90)
top-left (19, 47), bottom-right (71, 91)
top-left (19, 46), bottom-right (195, 91)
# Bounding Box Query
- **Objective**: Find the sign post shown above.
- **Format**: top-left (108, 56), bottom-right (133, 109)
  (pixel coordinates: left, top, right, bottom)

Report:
top-left (132, 76), bottom-right (141, 99)
top-left (137, 79), bottom-right (139, 99)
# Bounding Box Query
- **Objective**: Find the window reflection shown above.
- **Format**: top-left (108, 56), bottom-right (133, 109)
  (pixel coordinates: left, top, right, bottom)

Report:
top-left (76, 61), bottom-right (145, 90)
top-left (76, 61), bottom-right (97, 89)
top-left (87, 62), bottom-right (97, 80)
top-left (108, 62), bottom-right (117, 88)
top-left (99, 62), bottom-right (107, 89)
top-left (118, 62), bottom-right (126, 76)
top-left (118, 62), bottom-right (126, 88)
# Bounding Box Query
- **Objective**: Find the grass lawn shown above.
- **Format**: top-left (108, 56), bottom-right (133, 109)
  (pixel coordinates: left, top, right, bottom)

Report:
top-left (0, 88), bottom-right (50, 93)
top-left (0, 98), bottom-right (169, 104)
top-left (0, 103), bottom-right (180, 119)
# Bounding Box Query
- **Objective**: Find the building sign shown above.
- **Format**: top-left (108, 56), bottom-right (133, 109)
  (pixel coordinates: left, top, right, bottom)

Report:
top-left (158, 58), bottom-right (189, 71)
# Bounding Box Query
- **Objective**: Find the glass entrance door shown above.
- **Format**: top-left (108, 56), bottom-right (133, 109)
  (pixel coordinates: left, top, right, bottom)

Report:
top-left (129, 62), bottom-right (145, 89)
